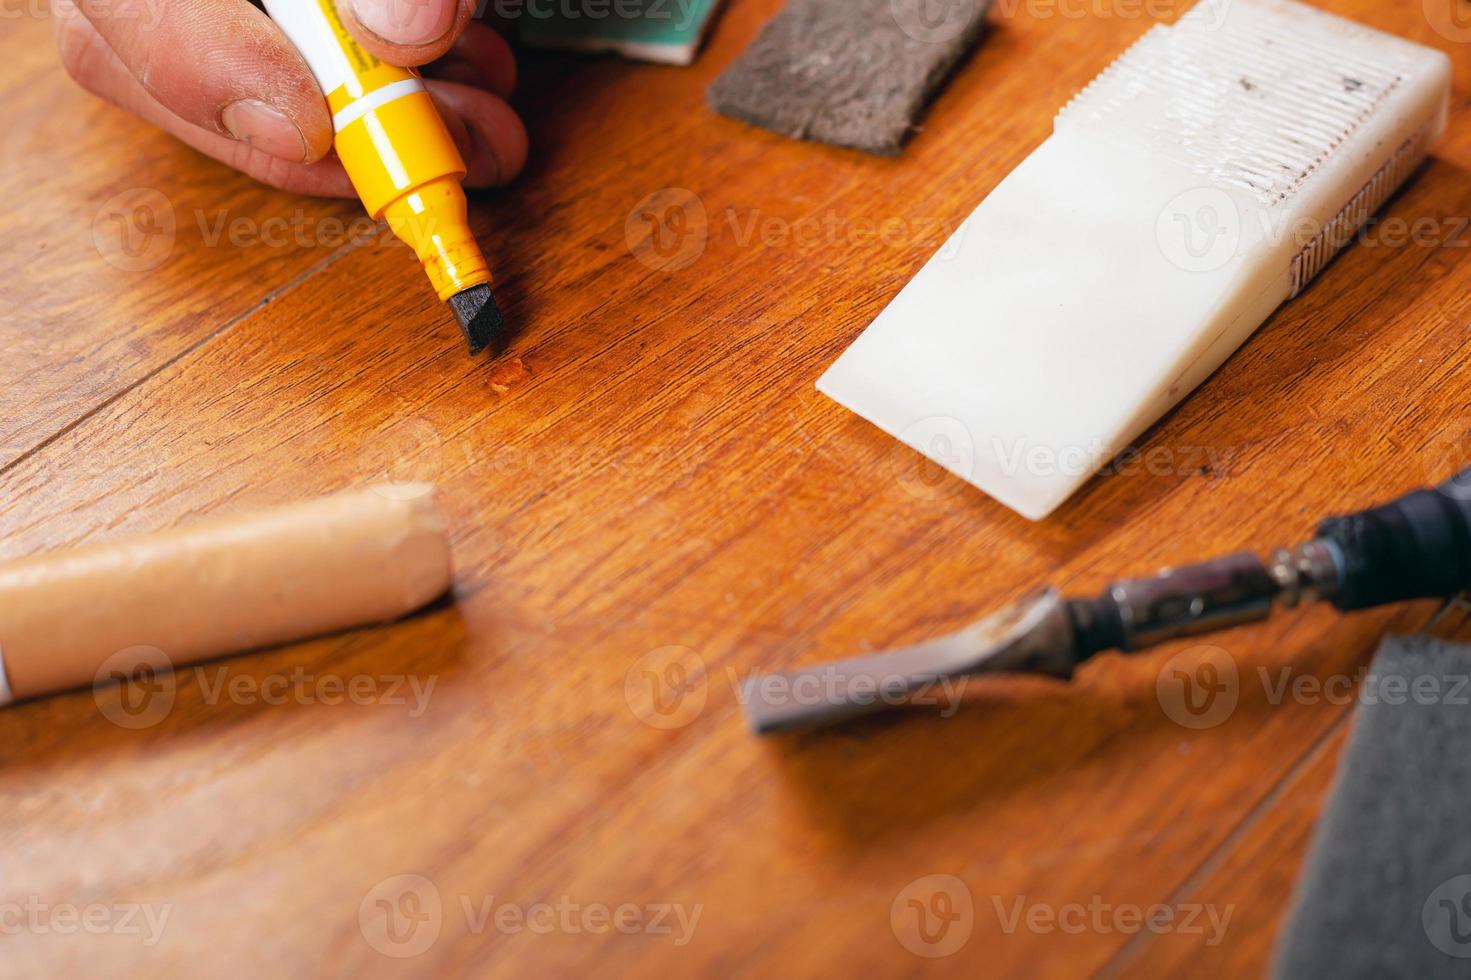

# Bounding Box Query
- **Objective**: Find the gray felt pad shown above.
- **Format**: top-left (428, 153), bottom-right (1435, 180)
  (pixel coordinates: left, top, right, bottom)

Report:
top-left (707, 0), bottom-right (991, 155)
top-left (1274, 633), bottom-right (1471, 978)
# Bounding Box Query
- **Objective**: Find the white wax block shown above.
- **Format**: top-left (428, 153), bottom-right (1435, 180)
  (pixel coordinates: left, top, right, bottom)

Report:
top-left (818, 0), bottom-right (1451, 520)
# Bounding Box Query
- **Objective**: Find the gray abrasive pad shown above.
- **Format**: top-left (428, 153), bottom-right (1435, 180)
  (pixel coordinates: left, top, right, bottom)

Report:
top-left (1274, 634), bottom-right (1471, 978)
top-left (707, 0), bottom-right (991, 155)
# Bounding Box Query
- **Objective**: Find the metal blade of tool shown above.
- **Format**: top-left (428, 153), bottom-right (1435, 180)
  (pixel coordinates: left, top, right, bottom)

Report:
top-left (745, 468), bottom-right (1471, 733)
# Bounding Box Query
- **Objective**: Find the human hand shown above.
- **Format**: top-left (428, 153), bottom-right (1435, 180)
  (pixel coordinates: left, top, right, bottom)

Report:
top-left (53, 0), bottom-right (527, 197)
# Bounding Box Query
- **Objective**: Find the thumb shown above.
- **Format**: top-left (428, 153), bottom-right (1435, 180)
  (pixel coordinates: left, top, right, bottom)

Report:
top-left (344, 0), bottom-right (475, 66)
top-left (67, 0), bottom-right (333, 163)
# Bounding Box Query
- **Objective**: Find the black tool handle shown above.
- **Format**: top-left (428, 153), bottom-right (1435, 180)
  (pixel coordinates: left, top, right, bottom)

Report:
top-left (1317, 469), bottom-right (1471, 611)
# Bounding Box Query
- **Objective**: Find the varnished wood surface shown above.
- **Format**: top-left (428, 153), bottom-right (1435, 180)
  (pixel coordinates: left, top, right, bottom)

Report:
top-left (4, 0), bottom-right (1471, 975)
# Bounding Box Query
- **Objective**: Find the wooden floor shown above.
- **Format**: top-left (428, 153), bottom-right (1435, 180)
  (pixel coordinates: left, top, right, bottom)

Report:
top-left (5, 0), bottom-right (1471, 975)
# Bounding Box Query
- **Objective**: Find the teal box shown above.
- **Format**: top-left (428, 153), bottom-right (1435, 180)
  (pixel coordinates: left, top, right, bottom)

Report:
top-left (518, 0), bottom-right (725, 66)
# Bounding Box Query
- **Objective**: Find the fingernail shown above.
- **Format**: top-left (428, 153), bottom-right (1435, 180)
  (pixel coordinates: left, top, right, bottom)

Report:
top-left (352, 0), bottom-right (455, 46)
top-left (222, 100), bottom-right (307, 163)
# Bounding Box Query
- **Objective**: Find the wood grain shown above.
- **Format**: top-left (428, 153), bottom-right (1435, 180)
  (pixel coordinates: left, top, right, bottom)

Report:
top-left (0, 12), bottom-right (365, 471)
top-left (1103, 602), bottom-right (1471, 978)
top-left (3, 0), bottom-right (1471, 976)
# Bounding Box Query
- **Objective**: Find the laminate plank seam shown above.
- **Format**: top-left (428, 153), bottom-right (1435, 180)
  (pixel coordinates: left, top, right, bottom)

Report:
top-left (1089, 711), bottom-right (1354, 978)
top-left (0, 237), bottom-right (369, 483)
top-left (3, 44), bottom-right (1454, 490)
top-left (1090, 596), bottom-right (1455, 978)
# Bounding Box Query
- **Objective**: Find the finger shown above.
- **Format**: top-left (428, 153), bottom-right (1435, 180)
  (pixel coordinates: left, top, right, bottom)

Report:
top-left (55, 2), bottom-right (356, 197)
top-left (70, 0), bottom-right (332, 163)
top-left (425, 80), bottom-right (528, 189)
top-left (344, 0), bottom-right (474, 67)
top-left (56, 5), bottom-right (525, 195)
top-left (422, 22), bottom-right (516, 99)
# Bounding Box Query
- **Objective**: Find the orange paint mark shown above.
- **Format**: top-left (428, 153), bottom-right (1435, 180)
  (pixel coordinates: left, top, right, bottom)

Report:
top-left (486, 357), bottom-right (530, 397)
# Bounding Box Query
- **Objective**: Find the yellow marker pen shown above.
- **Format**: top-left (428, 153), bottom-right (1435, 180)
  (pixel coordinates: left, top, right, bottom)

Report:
top-left (265, 0), bottom-right (503, 352)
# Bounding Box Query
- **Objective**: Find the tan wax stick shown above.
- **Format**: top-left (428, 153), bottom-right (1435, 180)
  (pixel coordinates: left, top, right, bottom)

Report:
top-left (0, 484), bottom-right (454, 704)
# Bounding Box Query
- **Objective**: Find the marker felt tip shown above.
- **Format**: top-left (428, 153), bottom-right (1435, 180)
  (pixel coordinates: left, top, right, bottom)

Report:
top-left (264, 0), bottom-right (505, 352)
